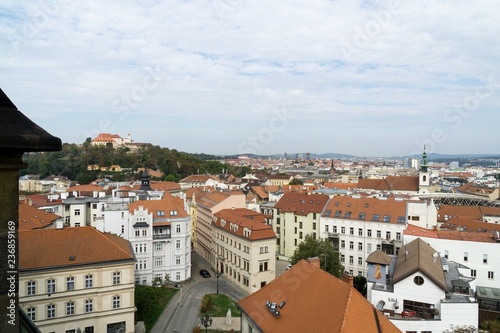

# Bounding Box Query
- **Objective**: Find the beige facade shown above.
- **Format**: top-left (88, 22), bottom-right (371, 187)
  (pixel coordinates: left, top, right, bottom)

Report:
top-left (196, 191), bottom-right (246, 265)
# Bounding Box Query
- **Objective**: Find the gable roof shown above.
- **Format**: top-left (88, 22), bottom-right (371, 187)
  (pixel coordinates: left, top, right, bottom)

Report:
top-left (128, 196), bottom-right (188, 219)
top-left (213, 208), bottom-right (276, 241)
top-left (19, 227), bottom-right (134, 271)
top-left (366, 250), bottom-right (392, 265)
top-left (274, 192), bottom-right (329, 216)
top-left (392, 238), bottom-right (447, 291)
top-left (322, 196), bottom-right (407, 223)
top-left (18, 203), bottom-right (61, 231)
top-left (238, 259), bottom-right (401, 333)
top-left (197, 191), bottom-right (244, 209)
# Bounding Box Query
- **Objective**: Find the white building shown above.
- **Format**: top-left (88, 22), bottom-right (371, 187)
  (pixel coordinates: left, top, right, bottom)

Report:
top-left (367, 238), bottom-right (478, 333)
top-left (19, 227), bottom-right (136, 333)
top-left (128, 196), bottom-right (192, 285)
top-left (213, 208), bottom-right (276, 294)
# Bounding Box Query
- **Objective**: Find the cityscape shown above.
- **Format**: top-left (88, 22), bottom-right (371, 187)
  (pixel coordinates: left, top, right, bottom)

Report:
top-left (2, 1), bottom-right (500, 333)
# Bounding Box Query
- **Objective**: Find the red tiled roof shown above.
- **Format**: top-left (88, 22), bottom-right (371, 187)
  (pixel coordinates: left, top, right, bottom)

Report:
top-left (21, 194), bottom-right (62, 207)
top-left (129, 196), bottom-right (188, 218)
top-left (322, 196), bottom-right (407, 223)
top-left (66, 184), bottom-right (104, 193)
top-left (358, 176), bottom-right (419, 192)
top-left (180, 174), bottom-right (214, 183)
top-left (197, 191), bottom-right (244, 209)
top-left (238, 259), bottom-right (401, 333)
top-left (19, 227), bottom-right (134, 271)
top-left (323, 182), bottom-right (359, 190)
top-left (274, 192), bottom-right (329, 216)
top-left (214, 208), bottom-right (276, 241)
top-left (18, 203), bottom-right (60, 231)
top-left (250, 186), bottom-right (269, 200)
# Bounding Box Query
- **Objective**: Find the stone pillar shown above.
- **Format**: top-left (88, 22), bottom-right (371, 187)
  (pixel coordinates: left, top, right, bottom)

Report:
top-left (0, 89), bottom-right (61, 332)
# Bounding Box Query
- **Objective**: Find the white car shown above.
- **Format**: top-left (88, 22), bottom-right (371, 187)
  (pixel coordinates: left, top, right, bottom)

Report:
top-left (286, 264), bottom-right (292, 270)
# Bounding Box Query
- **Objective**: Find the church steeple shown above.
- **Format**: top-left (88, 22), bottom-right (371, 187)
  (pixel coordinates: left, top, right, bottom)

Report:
top-left (139, 169), bottom-right (152, 191)
top-left (420, 145), bottom-right (428, 172)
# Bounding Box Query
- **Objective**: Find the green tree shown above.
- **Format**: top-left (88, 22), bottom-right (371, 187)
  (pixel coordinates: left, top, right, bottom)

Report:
top-left (291, 234), bottom-right (343, 278)
top-left (353, 276), bottom-right (367, 296)
top-left (289, 178), bottom-right (303, 185)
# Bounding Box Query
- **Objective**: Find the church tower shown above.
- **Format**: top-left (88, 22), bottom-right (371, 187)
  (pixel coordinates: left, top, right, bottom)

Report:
top-left (418, 146), bottom-right (430, 194)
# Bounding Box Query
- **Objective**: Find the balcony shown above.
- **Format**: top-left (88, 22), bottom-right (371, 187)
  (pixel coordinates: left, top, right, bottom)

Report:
top-left (153, 233), bottom-right (171, 240)
top-left (327, 232), bottom-right (340, 238)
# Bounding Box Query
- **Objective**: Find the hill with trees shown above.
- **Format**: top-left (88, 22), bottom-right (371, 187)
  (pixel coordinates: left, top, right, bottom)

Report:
top-left (21, 141), bottom-right (249, 184)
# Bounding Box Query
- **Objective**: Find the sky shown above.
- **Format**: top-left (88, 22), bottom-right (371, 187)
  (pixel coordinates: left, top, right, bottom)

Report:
top-left (1, 0), bottom-right (499, 157)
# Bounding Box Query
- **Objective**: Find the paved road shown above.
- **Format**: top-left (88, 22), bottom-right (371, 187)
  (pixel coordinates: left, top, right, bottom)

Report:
top-left (150, 253), bottom-right (249, 333)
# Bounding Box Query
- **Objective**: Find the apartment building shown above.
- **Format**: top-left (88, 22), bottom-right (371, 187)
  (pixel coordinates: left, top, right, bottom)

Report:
top-left (19, 227), bottom-right (136, 333)
top-left (213, 208), bottom-right (276, 293)
top-left (128, 196), bottom-right (191, 285)
top-left (272, 192), bottom-right (329, 258)
top-left (196, 190), bottom-right (246, 264)
top-left (320, 196), bottom-right (408, 276)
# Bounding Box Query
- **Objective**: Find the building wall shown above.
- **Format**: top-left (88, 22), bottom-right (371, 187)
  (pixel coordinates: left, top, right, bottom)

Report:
top-left (19, 262), bottom-right (135, 333)
top-left (273, 211), bottom-right (320, 259)
top-left (406, 201), bottom-right (437, 229)
top-left (404, 234), bottom-right (499, 288)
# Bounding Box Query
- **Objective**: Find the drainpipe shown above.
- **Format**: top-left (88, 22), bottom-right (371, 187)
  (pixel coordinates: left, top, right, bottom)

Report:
top-left (0, 89), bottom-right (61, 332)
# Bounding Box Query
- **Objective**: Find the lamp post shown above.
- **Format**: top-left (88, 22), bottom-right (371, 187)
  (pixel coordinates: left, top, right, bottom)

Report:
top-left (200, 313), bottom-right (213, 333)
top-left (216, 271), bottom-right (221, 294)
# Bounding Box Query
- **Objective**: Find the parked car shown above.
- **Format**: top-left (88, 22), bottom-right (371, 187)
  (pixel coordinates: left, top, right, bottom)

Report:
top-left (286, 264), bottom-right (292, 270)
top-left (199, 269), bottom-right (211, 278)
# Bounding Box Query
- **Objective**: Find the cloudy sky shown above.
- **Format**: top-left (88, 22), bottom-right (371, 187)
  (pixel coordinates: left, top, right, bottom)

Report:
top-left (1, 0), bottom-right (499, 157)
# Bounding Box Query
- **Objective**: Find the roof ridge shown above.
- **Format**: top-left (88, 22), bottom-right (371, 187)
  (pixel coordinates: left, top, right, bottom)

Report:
top-left (338, 283), bottom-right (352, 332)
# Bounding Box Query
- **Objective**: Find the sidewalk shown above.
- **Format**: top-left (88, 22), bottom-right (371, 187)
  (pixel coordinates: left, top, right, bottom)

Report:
top-left (199, 317), bottom-right (241, 332)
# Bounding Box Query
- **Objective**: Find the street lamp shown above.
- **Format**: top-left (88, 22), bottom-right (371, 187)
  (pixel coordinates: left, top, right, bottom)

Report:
top-left (216, 271), bottom-right (221, 294)
top-left (200, 313), bottom-right (213, 333)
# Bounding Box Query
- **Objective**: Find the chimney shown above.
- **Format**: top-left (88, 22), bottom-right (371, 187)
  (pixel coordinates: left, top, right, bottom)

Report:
top-left (306, 257), bottom-right (321, 269)
top-left (342, 272), bottom-right (354, 287)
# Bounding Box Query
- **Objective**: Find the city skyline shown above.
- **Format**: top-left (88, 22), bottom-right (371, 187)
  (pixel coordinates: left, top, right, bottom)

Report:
top-left (1, 1), bottom-right (499, 157)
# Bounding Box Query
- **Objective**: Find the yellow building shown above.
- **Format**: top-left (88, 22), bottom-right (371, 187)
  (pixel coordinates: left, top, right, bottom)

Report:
top-left (19, 227), bottom-right (136, 333)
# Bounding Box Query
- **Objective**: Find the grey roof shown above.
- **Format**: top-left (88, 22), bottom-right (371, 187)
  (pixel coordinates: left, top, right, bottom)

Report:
top-left (133, 222), bottom-right (149, 228)
top-left (366, 250), bottom-right (392, 265)
top-left (392, 238), bottom-right (447, 291)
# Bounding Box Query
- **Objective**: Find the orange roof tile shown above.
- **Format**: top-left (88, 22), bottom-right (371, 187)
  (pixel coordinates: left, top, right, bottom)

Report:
top-left (66, 184), bottom-right (104, 193)
top-left (213, 208), bottom-right (276, 241)
top-left (274, 192), bottom-right (329, 216)
top-left (323, 182), bottom-right (359, 190)
top-left (18, 203), bottom-right (61, 231)
top-left (180, 174), bottom-right (215, 183)
top-left (197, 191), bottom-right (244, 209)
top-left (19, 227), bottom-right (134, 271)
top-left (322, 196), bottom-right (407, 223)
top-left (250, 186), bottom-right (269, 200)
top-left (129, 196), bottom-right (188, 218)
top-left (21, 194), bottom-right (62, 207)
top-left (238, 259), bottom-right (401, 333)
top-left (358, 176), bottom-right (419, 192)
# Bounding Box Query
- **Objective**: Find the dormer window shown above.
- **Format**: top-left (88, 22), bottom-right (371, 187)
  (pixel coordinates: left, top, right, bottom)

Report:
top-left (170, 210), bottom-right (178, 216)
top-left (157, 210), bottom-right (165, 216)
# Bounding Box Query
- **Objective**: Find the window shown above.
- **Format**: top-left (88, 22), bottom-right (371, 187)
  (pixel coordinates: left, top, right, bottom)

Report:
top-left (488, 271), bottom-right (494, 279)
top-left (358, 228), bottom-right (363, 236)
top-left (294, 239), bottom-right (297, 246)
top-left (176, 225), bottom-right (181, 233)
top-left (85, 299), bottom-right (93, 313)
top-left (85, 274), bottom-right (93, 288)
top-left (349, 241), bottom-right (354, 250)
top-left (113, 272), bottom-right (121, 285)
top-left (376, 230), bottom-right (381, 238)
top-left (259, 261), bottom-right (269, 272)
top-left (142, 229), bottom-right (147, 236)
top-left (313, 222), bottom-right (316, 229)
top-left (74, 209), bottom-right (80, 216)
top-left (396, 232), bottom-right (401, 241)
top-left (260, 246), bottom-right (269, 254)
top-left (471, 269), bottom-right (476, 277)
top-left (332, 226), bottom-right (337, 233)
top-left (176, 256), bottom-right (181, 265)
top-left (27, 307), bottom-right (35, 321)
top-left (444, 250), bottom-right (449, 259)
top-left (75, 222), bottom-right (81, 227)
top-left (367, 229), bottom-right (372, 237)
top-left (341, 227), bottom-right (345, 234)
top-left (66, 277), bottom-right (74, 291)
top-left (176, 272), bottom-right (181, 281)
top-left (27, 281), bottom-right (36, 296)
top-left (344, 211), bottom-right (352, 218)
top-left (341, 240), bottom-right (345, 249)
top-left (135, 230), bottom-right (140, 237)
top-left (483, 254), bottom-right (488, 264)
top-left (414, 276), bottom-right (424, 285)
top-left (243, 276), bottom-right (249, 287)
top-left (358, 242), bottom-right (363, 251)
top-left (358, 257), bottom-right (363, 265)
top-left (47, 279), bottom-right (55, 294)
top-left (176, 240), bottom-right (181, 249)
top-left (313, 213), bottom-right (317, 220)
top-left (325, 225), bottom-right (329, 232)
top-left (383, 215), bottom-right (391, 222)
top-left (113, 296), bottom-right (120, 309)
top-left (385, 231), bottom-right (391, 240)
top-left (294, 227), bottom-right (297, 234)
top-left (376, 244), bottom-right (381, 250)
top-left (299, 222), bottom-right (303, 229)
top-left (340, 254), bottom-right (345, 263)
top-left (121, 225), bottom-right (124, 233)
top-left (367, 243), bottom-right (372, 253)
top-left (359, 212), bottom-right (366, 220)
top-left (349, 227), bottom-right (354, 235)
top-left (66, 301), bottom-right (75, 316)
top-left (349, 256), bottom-right (354, 264)
top-left (47, 304), bottom-right (55, 319)
top-left (155, 257), bottom-right (163, 267)
top-left (397, 216), bottom-right (405, 223)
top-left (464, 252), bottom-right (468, 261)
top-left (372, 214), bottom-right (380, 221)
top-left (334, 210), bottom-right (342, 218)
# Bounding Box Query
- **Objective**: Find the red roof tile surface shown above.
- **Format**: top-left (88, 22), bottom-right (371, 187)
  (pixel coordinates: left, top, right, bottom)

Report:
top-left (213, 208), bottom-right (276, 241)
top-left (18, 203), bottom-right (60, 231)
top-left (274, 192), bottom-right (329, 216)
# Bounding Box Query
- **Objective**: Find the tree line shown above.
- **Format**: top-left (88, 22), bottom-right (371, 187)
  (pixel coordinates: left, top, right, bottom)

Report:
top-left (21, 140), bottom-right (250, 184)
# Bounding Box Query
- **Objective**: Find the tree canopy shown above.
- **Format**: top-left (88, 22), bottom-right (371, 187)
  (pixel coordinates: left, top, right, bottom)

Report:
top-left (290, 234), bottom-right (343, 278)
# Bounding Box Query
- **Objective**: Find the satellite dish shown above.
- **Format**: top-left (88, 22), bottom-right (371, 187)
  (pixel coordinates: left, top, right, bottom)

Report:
top-left (376, 300), bottom-right (385, 311)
